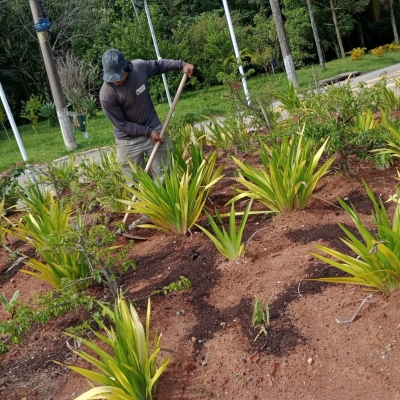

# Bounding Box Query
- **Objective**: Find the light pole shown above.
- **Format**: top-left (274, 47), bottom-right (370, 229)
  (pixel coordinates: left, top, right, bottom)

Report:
top-left (130, 0), bottom-right (172, 108)
top-left (222, 0), bottom-right (251, 106)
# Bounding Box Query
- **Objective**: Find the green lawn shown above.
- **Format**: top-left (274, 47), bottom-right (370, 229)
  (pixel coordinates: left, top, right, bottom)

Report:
top-left (1, 52), bottom-right (399, 172)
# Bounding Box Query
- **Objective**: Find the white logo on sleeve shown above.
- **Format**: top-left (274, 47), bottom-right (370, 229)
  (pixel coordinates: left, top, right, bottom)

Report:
top-left (136, 84), bottom-right (146, 95)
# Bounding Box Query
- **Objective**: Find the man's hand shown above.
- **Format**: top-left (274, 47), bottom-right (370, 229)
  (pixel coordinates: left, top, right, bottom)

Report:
top-left (183, 63), bottom-right (194, 78)
top-left (150, 130), bottom-right (164, 145)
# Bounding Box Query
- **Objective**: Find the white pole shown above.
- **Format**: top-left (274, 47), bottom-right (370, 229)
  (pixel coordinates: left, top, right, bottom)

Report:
top-left (0, 81), bottom-right (28, 161)
top-left (143, 0), bottom-right (173, 108)
top-left (0, 80), bottom-right (35, 182)
top-left (222, 0), bottom-right (251, 106)
top-left (130, 0), bottom-right (140, 21)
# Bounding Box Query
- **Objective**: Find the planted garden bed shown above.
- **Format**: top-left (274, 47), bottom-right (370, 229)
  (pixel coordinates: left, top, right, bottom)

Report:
top-left (2, 78), bottom-right (400, 399)
top-left (1, 154), bottom-right (400, 399)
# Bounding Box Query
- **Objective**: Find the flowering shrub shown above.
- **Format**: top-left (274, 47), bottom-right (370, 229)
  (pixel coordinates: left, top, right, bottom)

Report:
top-left (0, 162), bottom-right (26, 210)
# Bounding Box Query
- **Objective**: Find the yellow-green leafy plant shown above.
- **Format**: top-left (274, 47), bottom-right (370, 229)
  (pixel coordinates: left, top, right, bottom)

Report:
top-left (22, 253), bottom-right (90, 289)
top-left (372, 117), bottom-right (400, 159)
top-left (121, 151), bottom-right (223, 234)
top-left (195, 199), bottom-right (253, 260)
top-left (346, 47), bottom-right (367, 60)
top-left (58, 297), bottom-right (169, 400)
top-left (12, 185), bottom-right (71, 251)
top-left (0, 198), bottom-right (6, 242)
top-left (11, 185), bottom-right (91, 289)
top-left (311, 181), bottom-right (400, 295)
top-left (277, 80), bottom-right (302, 113)
top-left (354, 110), bottom-right (380, 134)
top-left (370, 46), bottom-right (387, 57)
top-left (389, 42), bottom-right (400, 52)
top-left (203, 116), bottom-right (234, 151)
top-left (231, 131), bottom-right (335, 213)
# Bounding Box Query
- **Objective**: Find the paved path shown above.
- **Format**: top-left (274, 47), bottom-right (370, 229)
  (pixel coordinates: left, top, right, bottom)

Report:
top-left (340, 63), bottom-right (400, 89)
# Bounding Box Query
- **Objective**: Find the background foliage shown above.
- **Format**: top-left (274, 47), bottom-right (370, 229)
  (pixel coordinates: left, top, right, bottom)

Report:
top-left (1, 0), bottom-right (400, 122)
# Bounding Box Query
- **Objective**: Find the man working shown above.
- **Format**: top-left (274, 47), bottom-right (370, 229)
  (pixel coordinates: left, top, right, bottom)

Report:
top-left (99, 49), bottom-right (194, 228)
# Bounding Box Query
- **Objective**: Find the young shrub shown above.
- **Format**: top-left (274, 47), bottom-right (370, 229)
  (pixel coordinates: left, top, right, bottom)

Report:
top-left (121, 151), bottom-right (224, 234)
top-left (0, 284), bottom-right (93, 353)
top-left (231, 131), bottom-right (335, 213)
top-left (20, 94), bottom-right (43, 134)
top-left (252, 296), bottom-right (270, 342)
top-left (346, 47), bottom-right (367, 60)
top-left (37, 155), bottom-right (79, 198)
top-left (370, 46), bottom-right (387, 57)
top-left (196, 199), bottom-right (253, 261)
top-left (311, 181), bottom-right (400, 295)
top-left (58, 297), bottom-right (169, 400)
top-left (79, 148), bottom-right (131, 213)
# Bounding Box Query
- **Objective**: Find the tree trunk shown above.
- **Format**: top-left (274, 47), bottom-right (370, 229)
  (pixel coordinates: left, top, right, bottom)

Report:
top-left (306, 0), bottom-right (325, 69)
top-left (269, 0), bottom-right (299, 87)
top-left (329, 0), bottom-right (346, 58)
top-left (357, 14), bottom-right (365, 47)
top-left (389, 0), bottom-right (399, 42)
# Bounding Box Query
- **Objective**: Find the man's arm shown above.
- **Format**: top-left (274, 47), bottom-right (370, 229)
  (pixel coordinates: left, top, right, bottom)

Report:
top-left (101, 100), bottom-right (150, 138)
top-left (146, 59), bottom-right (194, 77)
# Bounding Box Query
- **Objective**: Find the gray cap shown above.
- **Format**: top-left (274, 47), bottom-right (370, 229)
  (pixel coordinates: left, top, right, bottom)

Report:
top-left (101, 49), bottom-right (130, 83)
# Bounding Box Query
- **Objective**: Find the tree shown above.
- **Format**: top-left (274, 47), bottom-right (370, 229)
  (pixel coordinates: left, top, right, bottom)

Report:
top-left (370, 0), bottom-right (399, 42)
top-left (269, 0), bottom-right (299, 86)
top-left (306, 0), bottom-right (325, 68)
top-left (329, 0), bottom-right (346, 58)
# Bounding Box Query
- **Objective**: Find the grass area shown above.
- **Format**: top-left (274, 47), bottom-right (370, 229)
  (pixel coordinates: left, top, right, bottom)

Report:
top-left (1, 51), bottom-right (400, 172)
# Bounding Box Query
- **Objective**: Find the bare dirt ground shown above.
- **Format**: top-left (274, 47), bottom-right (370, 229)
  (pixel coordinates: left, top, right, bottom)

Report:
top-left (1, 156), bottom-right (400, 400)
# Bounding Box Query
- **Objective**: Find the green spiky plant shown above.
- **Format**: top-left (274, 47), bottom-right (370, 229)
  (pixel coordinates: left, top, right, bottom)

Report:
top-left (311, 181), bottom-right (400, 295)
top-left (231, 130), bottom-right (335, 213)
top-left (196, 199), bottom-right (253, 260)
top-left (121, 151), bottom-right (224, 234)
top-left (58, 297), bottom-right (169, 400)
top-left (203, 116), bottom-right (233, 151)
top-left (252, 296), bottom-right (270, 342)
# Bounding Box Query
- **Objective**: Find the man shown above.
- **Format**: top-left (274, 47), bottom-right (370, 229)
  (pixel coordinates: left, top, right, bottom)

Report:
top-left (99, 49), bottom-right (194, 228)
